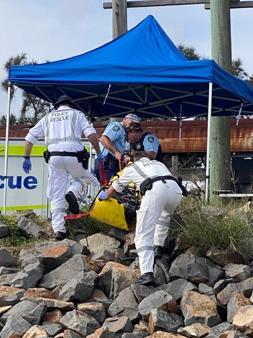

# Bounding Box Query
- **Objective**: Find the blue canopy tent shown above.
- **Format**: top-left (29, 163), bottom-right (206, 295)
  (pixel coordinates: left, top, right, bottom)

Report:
top-left (4, 15), bottom-right (253, 210)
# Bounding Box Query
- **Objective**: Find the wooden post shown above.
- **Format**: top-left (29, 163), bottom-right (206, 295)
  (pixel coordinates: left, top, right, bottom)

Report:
top-left (112, 0), bottom-right (128, 39)
top-left (209, 0), bottom-right (232, 202)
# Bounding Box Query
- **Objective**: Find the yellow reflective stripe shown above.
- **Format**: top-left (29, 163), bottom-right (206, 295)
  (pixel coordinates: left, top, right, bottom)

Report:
top-left (0, 204), bottom-right (48, 211)
top-left (0, 145), bottom-right (46, 157)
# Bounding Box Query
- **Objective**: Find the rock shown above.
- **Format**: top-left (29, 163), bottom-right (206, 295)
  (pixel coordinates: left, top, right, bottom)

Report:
top-left (0, 299), bottom-right (47, 325)
top-left (77, 302), bottom-right (106, 324)
top-left (0, 248), bottom-right (17, 267)
top-left (223, 263), bottom-right (252, 282)
top-left (0, 285), bottom-right (25, 306)
top-left (227, 293), bottom-right (251, 323)
top-left (0, 313), bottom-right (32, 338)
top-left (39, 253), bottom-right (94, 289)
top-left (108, 286), bottom-right (139, 322)
top-left (177, 323), bottom-right (210, 337)
top-left (181, 290), bottom-right (221, 327)
top-left (21, 325), bottom-right (48, 338)
top-left (60, 309), bottom-right (100, 336)
top-left (232, 305), bottom-right (253, 336)
top-left (41, 321), bottom-right (63, 336)
top-left (217, 276), bottom-right (253, 305)
top-left (159, 278), bottom-right (196, 301)
top-left (59, 270), bottom-right (98, 302)
top-left (0, 223), bottom-right (9, 238)
top-left (131, 283), bottom-right (156, 303)
top-left (99, 261), bottom-right (139, 299)
top-left (169, 253), bottom-right (223, 286)
top-left (11, 261), bottom-right (44, 289)
top-left (147, 332), bottom-right (186, 337)
top-left (17, 216), bottom-right (47, 238)
top-left (81, 233), bottom-right (121, 260)
top-left (102, 316), bottom-right (133, 335)
top-left (138, 290), bottom-right (178, 319)
top-left (148, 308), bottom-right (184, 334)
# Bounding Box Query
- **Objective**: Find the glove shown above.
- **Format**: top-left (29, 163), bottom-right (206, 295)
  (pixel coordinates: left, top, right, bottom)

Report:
top-left (97, 152), bottom-right (104, 162)
top-left (23, 156), bottom-right (31, 174)
top-left (98, 190), bottom-right (108, 201)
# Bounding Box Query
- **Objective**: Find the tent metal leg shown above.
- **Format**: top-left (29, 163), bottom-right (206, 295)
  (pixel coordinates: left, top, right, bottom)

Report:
top-left (205, 82), bottom-right (213, 202)
top-left (3, 83), bottom-right (12, 214)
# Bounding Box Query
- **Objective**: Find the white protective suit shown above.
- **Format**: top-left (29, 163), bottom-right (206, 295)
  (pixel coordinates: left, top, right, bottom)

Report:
top-left (112, 157), bottom-right (182, 274)
top-left (25, 105), bottom-right (99, 233)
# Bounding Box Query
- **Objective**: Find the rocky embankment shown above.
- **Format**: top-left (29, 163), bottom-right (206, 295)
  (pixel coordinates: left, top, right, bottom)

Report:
top-left (0, 216), bottom-right (253, 338)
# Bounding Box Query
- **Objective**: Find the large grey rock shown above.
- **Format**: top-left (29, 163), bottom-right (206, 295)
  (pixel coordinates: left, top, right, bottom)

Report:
top-left (148, 309), bottom-right (184, 334)
top-left (0, 223), bottom-right (9, 238)
top-left (99, 261), bottom-right (139, 299)
top-left (60, 309), bottom-right (100, 336)
top-left (108, 287), bottom-right (139, 322)
top-left (131, 283), bottom-right (155, 303)
top-left (59, 270), bottom-right (98, 302)
top-left (169, 253), bottom-right (224, 286)
top-left (0, 286), bottom-right (25, 306)
top-left (217, 276), bottom-right (253, 306)
top-left (205, 322), bottom-right (233, 338)
top-left (224, 263), bottom-right (252, 282)
top-left (39, 254), bottom-right (92, 289)
top-left (11, 261), bottom-right (44, 289)
top-left (16, 216), bottom-right (47, 238)
top-left (77, 302), bottom-right (106, 324)
top-left (159, 278), bottom-right (196, 301)
top-left (227, 293), bottom-right (251, 323)
top-left (102, 316), bottom-right (133, 335)
top-left (41, 321), bottom-right (63, 336)
top-left (138, 290), bottom-right (177, 319)
top-left (0, 273), bottom-right (17, 286)
top-left (19, 239), bottom-right (83, 272)
top-left (0, 248), bottom-right (17, 267)
top-left (81, 233), bottom-right (121, 260)
top-left (0, 313), bottom-right (32, 338)
top-left (0, 299), bottom-right (47, 325)
top-left (181, 290), bottom-right (221, 327)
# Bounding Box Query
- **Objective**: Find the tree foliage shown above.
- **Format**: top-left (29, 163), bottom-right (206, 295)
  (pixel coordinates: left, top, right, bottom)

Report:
top-left (1, 53), bottom-right (52, 122)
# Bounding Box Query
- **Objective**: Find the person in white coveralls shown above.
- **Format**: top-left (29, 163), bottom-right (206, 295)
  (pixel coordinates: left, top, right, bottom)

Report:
top-left (98, 151), bottom-right (183, 285)
top-left (22, 95), bottom-right (103, 240)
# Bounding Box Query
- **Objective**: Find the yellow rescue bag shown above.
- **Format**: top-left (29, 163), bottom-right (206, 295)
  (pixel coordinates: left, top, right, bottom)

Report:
top-left (89, 197), bottom-right (129, 231)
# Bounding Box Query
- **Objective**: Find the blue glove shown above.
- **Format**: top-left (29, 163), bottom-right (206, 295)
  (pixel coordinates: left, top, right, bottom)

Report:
top-left (98, 190), bottom-right (108, 201)
top-left (97, 152), bottom-right (104, 162)
top-left (23, 156), bottom-right (31, 174)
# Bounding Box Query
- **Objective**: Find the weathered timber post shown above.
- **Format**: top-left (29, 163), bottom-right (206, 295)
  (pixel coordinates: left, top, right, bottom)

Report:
top-left (209, 0), bottom-right (232, 202)
top-left (112, 0), bottom-right (128, 38)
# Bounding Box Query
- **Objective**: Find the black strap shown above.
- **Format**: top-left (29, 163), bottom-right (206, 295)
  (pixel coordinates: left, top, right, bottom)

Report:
top-left (49, 151), bottom-right (79, 157)
top-left (150, 175), bottom-right (179, 185)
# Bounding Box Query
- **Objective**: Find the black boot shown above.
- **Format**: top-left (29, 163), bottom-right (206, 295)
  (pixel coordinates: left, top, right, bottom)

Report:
top-left (154, 245), bottom-right (163, 259)
top-left (65, 191), bottom-right (80, 214)
top-left (54, 231), bottom-right (66, 241)
top-left (136, 272), bottom-right (155, 286)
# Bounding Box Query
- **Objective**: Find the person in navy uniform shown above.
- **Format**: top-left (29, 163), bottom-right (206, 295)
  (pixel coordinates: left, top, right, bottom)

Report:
top-left (95, 113), bottom-right (140, 182)
top-left (127, 124), bottom-right (163, 162)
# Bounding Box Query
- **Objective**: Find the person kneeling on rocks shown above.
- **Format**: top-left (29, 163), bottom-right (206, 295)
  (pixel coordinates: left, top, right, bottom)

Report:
top-left (98, 151), bottom-right (183, 286)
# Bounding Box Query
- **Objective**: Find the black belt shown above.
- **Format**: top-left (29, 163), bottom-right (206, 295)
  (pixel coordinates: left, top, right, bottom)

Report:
top-left (140, 175), bottom-right (185, 196)
top-left (49, 151), bottom-right (79, 157)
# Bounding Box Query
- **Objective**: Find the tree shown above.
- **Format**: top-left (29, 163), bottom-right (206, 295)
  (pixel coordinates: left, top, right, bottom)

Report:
top-left (2, 53), bottom-right (52, 122)
top-left (178, 44), bottom-right (201, 60)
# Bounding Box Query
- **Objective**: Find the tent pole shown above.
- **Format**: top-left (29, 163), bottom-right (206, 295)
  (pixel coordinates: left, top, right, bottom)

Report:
top-left (3, 83), bottom-right (12, 214)
top-left (205, 82), bottom-right (213, 202)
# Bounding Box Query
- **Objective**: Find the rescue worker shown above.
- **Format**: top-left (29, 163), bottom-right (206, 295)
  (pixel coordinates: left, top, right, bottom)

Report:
top-left (22, 95), bottom-right (103, 240)
top-left (127, 124), bottom-right (163, 162)
top-left (95, 113), bottom-right (140, 182)
top-left (98, 151), bottom-right (183, 286)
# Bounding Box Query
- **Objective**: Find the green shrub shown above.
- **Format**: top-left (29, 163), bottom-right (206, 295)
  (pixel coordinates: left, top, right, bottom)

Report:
top-left (175, 197), bottom-right (253, 260)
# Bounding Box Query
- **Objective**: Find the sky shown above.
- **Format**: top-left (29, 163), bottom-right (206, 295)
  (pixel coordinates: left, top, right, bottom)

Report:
top-left (0, 0), bottom-right (253, 117)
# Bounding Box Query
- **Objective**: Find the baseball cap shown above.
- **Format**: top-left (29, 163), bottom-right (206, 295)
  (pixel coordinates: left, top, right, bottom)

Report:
top-left (124, 113), bottom-right (141, 124)
top-left (54, 95), bottom-right (72, 108)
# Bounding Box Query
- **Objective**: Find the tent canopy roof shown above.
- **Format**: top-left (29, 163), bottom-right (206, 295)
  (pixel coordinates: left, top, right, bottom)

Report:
top-left (9, 15), bottom-right (253, 119)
